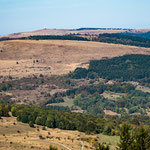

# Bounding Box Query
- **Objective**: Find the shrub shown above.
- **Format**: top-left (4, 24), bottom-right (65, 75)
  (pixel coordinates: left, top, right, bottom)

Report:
top-left (29, 121), bottom-right (34, 128)
top-left (49, 145), bottom-right (58, 150)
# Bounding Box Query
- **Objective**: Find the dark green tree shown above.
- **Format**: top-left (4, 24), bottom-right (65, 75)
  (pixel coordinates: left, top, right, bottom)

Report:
top-left (133, 127), bottom-right (150, 150)
top-left (117, 124), bottom-right (133, 150)
top-left (49, 145), bottom-right (58, 150)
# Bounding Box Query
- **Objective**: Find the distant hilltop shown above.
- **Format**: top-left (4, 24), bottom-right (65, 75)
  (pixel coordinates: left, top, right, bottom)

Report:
top-left (0, 28), bottom-right (150, 39)
top-left (76, 27), bottom-right (133, 31)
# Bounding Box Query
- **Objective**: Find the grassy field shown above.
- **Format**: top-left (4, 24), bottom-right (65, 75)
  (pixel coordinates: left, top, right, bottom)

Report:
top-left (0, 116), bottom-right (95, 150)
top-left (136, 85), bottom-right (150, 93)
top-left (97, 134), bottom-right (119, 150)
top-left (0, 116), bottom-right (120, 150)
top-left (102, 91), bottom-right (125, 101)
top-left (0, 40), bottom-right (150, 78)
top-left (50, 97), bottom-right (74, 108)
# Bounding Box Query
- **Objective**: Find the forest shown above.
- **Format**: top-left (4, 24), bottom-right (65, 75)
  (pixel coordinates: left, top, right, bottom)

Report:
top-left (70, 54), bottom-right (150, 82)
top-left (0, 53), bottom-right (150, 149)
top-left (0, 35), bottom-right (89, 42)
top-left (121, 31), bottom-right (150, 39)
top-left (26, 35), bottom-right (89, 41)
top-left (1, 54), bottom-right (150, 116)
top-left (0, 104), bottom-right (150, 137)
top-left (93, 33), bottom-right (150, 48)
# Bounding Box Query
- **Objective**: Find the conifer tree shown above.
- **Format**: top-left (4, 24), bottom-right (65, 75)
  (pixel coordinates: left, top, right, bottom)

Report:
top-left (117, 124), bottom-right (133, 150)
top-left (133, 127), bottom-right (150, 150)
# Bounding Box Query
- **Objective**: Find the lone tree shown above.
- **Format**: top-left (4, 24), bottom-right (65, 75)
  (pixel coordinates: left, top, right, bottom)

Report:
top-left (133, 127), bottom-right (150, 150)
top-left (117, 124), bottom-right (150, 150)
top-left (117, 124), bottom-right (133, 150)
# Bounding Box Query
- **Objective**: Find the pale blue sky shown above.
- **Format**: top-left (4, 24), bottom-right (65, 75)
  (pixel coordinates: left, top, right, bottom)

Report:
top-left (0, 0), bottom-right (150, 35)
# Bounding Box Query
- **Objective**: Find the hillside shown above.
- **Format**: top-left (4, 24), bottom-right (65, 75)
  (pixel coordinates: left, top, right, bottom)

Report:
top-left (1, 28), bottom-right (150, 39)
top-left (0, 28), bottom-right (127, 39)
top-left (0, 40), bottom-right (150, 78)
top-left (0, 40), bottom-right (150, 150)
top-left (0, 116), bottom-right (98, 150)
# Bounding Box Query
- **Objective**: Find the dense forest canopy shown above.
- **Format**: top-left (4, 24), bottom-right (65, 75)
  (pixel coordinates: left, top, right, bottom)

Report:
top-left (89, 54), bottom-right (150, 81)
top-left (120, 31), bottom-right (150, 39)
top-left (94, 33), bottom-right (150, 48)
top-left (0, 35), bottom-right (89, 42)
top-left (71, 54), bottom-right (150, 82)
top-left (26, 35), bottom-right (89, 41)
top-left (0, 104), bottom-right (150, 136)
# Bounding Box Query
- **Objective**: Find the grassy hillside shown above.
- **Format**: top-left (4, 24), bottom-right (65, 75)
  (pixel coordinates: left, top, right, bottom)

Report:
top-left (2, 32), bottom-right (150, 48)
top-left (0, 116), bottom-right (95, 150)
top-left (1, 40), bottom-right (149, 78)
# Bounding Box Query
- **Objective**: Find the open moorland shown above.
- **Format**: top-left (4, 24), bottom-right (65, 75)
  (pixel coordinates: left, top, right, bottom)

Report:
top-left (0, 116), bottom-right (101, 150)
top-left (0, 40), bottom-right (150, 78)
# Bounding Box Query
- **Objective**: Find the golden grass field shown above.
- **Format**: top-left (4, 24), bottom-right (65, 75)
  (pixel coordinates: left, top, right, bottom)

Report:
top-left (0, 40), bottom-right (150, 78)
top-left (0, 116), bottom-right (96, 150)
top-left (0, 116), bottom-right (120, 150)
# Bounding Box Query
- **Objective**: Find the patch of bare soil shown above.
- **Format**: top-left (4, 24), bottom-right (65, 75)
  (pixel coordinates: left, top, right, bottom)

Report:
top-left (104, 110), bottom-right (121, 116)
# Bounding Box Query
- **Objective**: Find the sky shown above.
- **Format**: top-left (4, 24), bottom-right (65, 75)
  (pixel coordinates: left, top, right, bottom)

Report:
top-left (0, 0), bottom-right (150, 35)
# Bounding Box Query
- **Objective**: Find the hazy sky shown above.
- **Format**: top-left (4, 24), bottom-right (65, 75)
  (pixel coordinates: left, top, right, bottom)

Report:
top-left (0, 0), bottom-right (150, 35)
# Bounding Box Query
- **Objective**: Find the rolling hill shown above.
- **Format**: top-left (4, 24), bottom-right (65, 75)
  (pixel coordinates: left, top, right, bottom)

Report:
top-left (1, 28), bottom-right (150, 39)
top-left (0, 40), bottom-right (150, 77)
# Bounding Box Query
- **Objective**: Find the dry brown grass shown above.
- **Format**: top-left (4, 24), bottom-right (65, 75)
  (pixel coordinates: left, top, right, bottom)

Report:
top-left (1, 28), bottom-right (150, 39)
top-left (0, 116), bottom-right (96, 150)
top-left (0, 40), bottom-right (150, 78)
top-left (0, 29), bottom-right (129, 38)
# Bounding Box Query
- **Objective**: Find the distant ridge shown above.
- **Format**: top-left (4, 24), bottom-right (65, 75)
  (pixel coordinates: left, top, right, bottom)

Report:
top-left (76, 28), bottom-right (133, 31)
top-left (1, 28), bottom-right (150, 39)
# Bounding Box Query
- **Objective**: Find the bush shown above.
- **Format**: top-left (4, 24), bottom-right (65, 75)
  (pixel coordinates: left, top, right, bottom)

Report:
top-left (95, 143), bottom-right (110, 150)
top-left (49, 145), bottom-right (58, 150)
top-left (29, 121), bottom-right (34, 128)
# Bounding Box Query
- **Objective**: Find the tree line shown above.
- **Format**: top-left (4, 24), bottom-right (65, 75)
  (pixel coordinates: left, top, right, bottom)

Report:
top-left (93, 33), bottom-right (150, 48)
top-left (0, 104), bottom-right (150, 136)
top-left (70, 54), bottom-right (150, 82)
